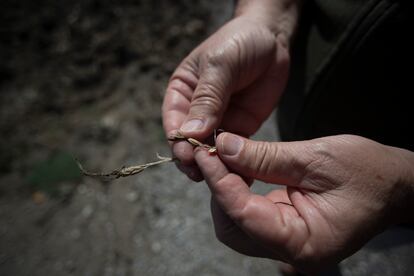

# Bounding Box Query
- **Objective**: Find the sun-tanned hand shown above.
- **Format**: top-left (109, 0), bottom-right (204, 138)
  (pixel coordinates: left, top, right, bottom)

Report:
top-left (194, 133), bottom-right (414, 274)
top-left (161, 0), bottom-right (414, 274)
top-left (162, 0), bottom-right (299, 181)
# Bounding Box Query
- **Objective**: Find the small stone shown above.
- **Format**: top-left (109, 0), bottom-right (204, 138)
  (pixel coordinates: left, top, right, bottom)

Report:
top-left (77, 184), bottom-right (87, 195)
top-left (81, 205), bottom-right (93, 218)
top-left (151, 242), bottom-right (162, 253)
top-left (185, 19), bottom-right (205, 35)
top-left (125, 191), bottom-right (138, 202)
top-left (70, 228), bottom-right (81, 240)
top-left (32, 191), bottom-right (47, 205)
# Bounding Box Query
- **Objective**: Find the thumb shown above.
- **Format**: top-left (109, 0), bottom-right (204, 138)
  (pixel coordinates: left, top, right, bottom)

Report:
top-left (179, 59), bottom-right (233, 139)
top-left (216, 133), bottom-right (316, 187)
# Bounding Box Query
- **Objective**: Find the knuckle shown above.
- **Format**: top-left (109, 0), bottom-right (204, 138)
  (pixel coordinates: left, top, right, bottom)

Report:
top-left (305, 140), bottom-right (335, 172)
top-left (203, 38), bottom-right (239, 66)
top-left (202, 38), bottom-right (240, 72)
top-left (191, 84), bottom-right (224, 116)
top-left (204, 50), bottom-right (224, 67)
top-left (298, 140), bottom-right (340, 190)
top-left (231, 195), bottom-right (256, 224)
top-left (251, 142), bottom-right (275, 176)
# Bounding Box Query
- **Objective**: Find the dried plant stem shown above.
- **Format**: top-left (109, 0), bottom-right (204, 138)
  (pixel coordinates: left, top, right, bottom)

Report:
top-left (167, 132), bottom-right (217, 153)
top-left (76, 132), bottom-right (216, 180)
top-left (76, 154), bottom-right (174, 180)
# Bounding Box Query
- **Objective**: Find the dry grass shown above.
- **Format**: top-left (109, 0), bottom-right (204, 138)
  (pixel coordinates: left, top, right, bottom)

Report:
top-left (76, 131), bottom-right (217, 180)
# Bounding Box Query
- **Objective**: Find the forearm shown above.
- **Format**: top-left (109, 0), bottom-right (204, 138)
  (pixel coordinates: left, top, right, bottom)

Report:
top-left (234, 0), bottom-right (302, 47)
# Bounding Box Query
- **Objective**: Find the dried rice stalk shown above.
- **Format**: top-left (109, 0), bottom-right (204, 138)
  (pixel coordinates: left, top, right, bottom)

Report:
top-left (76, 154), bottom-right (174, 180)
top-left (76, 131), bottom-right (216, 180)
top-left (167, 132), bottom-right (217, 153)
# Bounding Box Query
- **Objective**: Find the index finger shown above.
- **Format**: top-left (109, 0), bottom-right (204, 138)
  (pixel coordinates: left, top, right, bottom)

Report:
top-left (162, 77), bottom-right (193, 136)
top-left (162, 67), bottom-right (197, 166)
top-left (193, 148), bottom-right (253, 219)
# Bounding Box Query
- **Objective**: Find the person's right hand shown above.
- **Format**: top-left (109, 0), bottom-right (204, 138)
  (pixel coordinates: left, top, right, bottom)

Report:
top-left (162, 8), bottom-right (296, 181)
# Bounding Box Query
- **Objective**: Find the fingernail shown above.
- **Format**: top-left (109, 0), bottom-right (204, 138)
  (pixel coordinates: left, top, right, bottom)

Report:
top-left (181, 119), bottom-right (204, 132)
top-left (221, 134), bottom-right (243, 156)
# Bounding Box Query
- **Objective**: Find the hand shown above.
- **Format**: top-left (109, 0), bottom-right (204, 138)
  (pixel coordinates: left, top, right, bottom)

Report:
top-left (194, 133), bottom-right (414, 274)
top-left (162, 13), bottom-right (292, 181)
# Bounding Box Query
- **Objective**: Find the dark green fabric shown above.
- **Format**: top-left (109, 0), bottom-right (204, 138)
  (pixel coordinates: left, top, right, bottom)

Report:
top-left (278, 0), bottom-right (414, 151)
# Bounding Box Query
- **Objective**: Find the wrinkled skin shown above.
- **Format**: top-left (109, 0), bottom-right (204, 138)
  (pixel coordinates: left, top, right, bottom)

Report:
top-left (162, 16), bottom-right (290, 181)
top-left (161, 1), bottom-right (414, 274)
top-left (195, 133), bottom-right (414, 274)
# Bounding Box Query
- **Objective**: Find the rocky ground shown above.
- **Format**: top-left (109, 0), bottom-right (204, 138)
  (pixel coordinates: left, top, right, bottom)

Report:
top-left (1, 1), bottom-right (414, 276)
top-left (0, 1), bottom-right (282, 275)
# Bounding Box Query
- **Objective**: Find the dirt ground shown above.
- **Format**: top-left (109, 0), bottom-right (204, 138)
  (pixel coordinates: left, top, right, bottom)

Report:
top-left (0, 1), bottom-right (283, 275)
top-left (2, 1), bottom-right (414, 276)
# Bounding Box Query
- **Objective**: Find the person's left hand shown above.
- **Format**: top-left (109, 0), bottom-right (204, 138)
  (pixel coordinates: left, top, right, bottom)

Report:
top-left (194, 133), bottom-right (414, 274)
top-left (162, 15), bottom-right (292, 181)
